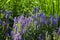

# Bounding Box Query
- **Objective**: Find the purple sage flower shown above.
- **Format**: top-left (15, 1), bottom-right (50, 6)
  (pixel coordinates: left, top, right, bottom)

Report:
top-left (40, 12), bottom-right (46, 19)
top-left (5, 11), bottom-right (12, 18)
top-left (52, 18), bottom-right (58, 26)
top-left (14, 17), bottom-right (18, 23)
top-left (45, 19), bottom-right (50, 25)
top-left (10, 31), bottom-right (14, 36)
top-left (58, 27), bottom-right (60, 35)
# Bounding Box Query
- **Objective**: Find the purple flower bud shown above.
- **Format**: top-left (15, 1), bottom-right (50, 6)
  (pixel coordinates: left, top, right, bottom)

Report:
top-left (13, 32), bottom-right (20, 40)
top-left (40, 12), bottom-right (46, 19)
top-left (40, 20), bottom-right (45, 25)
top-left (26, 17), bottom-right (32, 26)
top-left (14, 26), bottom-right (18, 31)
top-left (28, 17), bottom-right (32, 23)
top-left (52, 18), bottom-right (57, 26)
top-left (58, 27), bottom-right (60, 35)
top-left (18, 35), bottom-right (22, 40)
top-left (34, 7), bottom-right (37, 13)
top-left (45, 19), bottom-right (50, 25)
top-left (10, 31), bottom-right (14, 36)
top-left (37, 6), bottom-right (40, 12)
top-left (34, 6), bottom-right (40, 13)
top-left (20, 14), bottom-right (25, 20)
top-left (32, 16), bottom-right (36, 19)
top-left (18, 14), bottom-right (25, 24)
top-left (21, 29), bottom-right (25, 34)
top-left (21, 20), bottom-right (26, 27)
top-left (35, 13), bottom-right (39, 18)
top-left (13, 23), bottom-right (16, 27)
top-left (32, 13), bottom-right (39, 19)
top-left (5, 11), bottom-right (12, 18)
top-left (50, 14), bottom-right (58, 26)
top-left (12, 32), bottom-right (22, 40)
top-left (50, 14), bottom-right (54, 24)
top-left (7, 11), bottom-right (12, 15)
top-left (14, 17), bottom-right (18, 23)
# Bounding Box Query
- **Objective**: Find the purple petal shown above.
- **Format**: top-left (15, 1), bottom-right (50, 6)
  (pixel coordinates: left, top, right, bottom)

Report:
top-left (10, 31), bottom-right (14, 36)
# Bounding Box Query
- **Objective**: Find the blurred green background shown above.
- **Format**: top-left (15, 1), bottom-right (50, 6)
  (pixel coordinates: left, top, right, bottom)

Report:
top-left (0, 0), bottom-right (60, 16)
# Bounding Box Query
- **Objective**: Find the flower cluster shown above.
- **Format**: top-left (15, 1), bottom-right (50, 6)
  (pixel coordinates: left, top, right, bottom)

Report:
top-left (0, 7), bottom-right (60, 40)
top-left (10, 13), bottom-right (32, 40)
top-left (0, 10), bottom-right (12, 39)
top-left (10, 7), bottom-right (60, 40)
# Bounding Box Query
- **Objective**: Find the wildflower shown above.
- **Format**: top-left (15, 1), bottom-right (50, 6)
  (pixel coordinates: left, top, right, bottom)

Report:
top-left (34, 7), bottom-right (37, 13)
top-left (32, 13), bottom-right (39, 20)
top-left (45, 19), bottom-right (50, 25)
top-left (14, 17), bottom-right (18, 24)
top-left (21, 20), bottom-right (26, 27)
top-left (40, 19), bottom-right (45, 25)
top-left (10, 31), bottom-right (14, 36)
top-left (5, 11), bottom-right (12, 18)
top-left (20, 14), bottom-right (25, 20)
top-left (18, 35), bottom-right (22, 40)
top-left (40, 12), bottom-right (46, 19)
top-left (7, 11), bottom-right (12, 15)
top-left (52, 18), bottom-right (58, 26)
top-left (37, 6), bottom-right (40, 12)
top-left (27, 17), bottom-right (32, 24)
top-left (13, 32), bottom-right (22, 40)
top-left (58, 27), bottom-right (60, 35)
top-left (50, 14), bottom-right (54, 25)
top-left (14, 26), bottom-right (18, 31)
top-left (18, 14), bottom-right (25, 24)
top-left (34, 6), bottom-right (40, 13)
